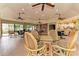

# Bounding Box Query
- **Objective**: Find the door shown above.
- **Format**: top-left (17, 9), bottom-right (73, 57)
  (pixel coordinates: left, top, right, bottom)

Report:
top-left (2, 23), bottom-right (9, 36)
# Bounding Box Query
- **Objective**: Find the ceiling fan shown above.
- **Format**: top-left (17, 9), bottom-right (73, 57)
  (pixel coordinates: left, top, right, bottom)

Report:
top-left (57, 13), bottom-right (65, 20)
top-left (32, 3), bottom-right (55, 11)
top-left (18, 13), bottom-right (23, 20)
top-left (55, 9), bottom-right (65, 20)
top-left (17, 10), bottom-right (24, 20)
top-left (38, 18), bottom-right (41, 24)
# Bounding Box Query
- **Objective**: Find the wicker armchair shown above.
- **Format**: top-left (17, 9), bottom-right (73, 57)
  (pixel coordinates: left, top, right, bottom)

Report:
top-left (31, 30), bottom-right (40, 42)
top-left (52, 31), bottom-right (78, 56)
top-left (24, 32), bottom-right (47, 56)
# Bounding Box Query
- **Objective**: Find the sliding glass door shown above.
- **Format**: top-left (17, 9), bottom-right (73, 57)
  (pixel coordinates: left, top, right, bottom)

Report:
top-left (14, 24), bottom-right (23, 31)
top-left (2, 23), bottom-right (36, 36)
top-left (8, 24), bottom-right (14, 35)
top-left (2, 23), bottom-right (9, 36)
top-left (25, 25), bottom-right (36, 31)
top-left (2, 23), bottom-right (14, 36)
top-left (20, 25), bottom-right (23, 30)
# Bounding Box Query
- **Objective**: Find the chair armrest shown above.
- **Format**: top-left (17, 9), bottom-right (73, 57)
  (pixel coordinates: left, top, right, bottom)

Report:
top-left (52, 45), bottom-right (76, 56)
top-left (52, 45), bottom-right (76, 51)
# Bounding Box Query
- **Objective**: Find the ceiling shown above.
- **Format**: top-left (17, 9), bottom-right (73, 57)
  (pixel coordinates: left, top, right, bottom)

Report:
top-left (0, 3), bottom-right (79, 24)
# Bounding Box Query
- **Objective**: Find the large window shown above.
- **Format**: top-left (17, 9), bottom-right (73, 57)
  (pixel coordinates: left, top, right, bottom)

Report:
top-left (15, 24), bottom-right (20, 31)
top-left (15, 24), bottom-right (23, 31)
top-left (2, 23), bottom-right (36, 36)
top-left (20, 25), bottom-right (23, 30)
top-left (25, 25), bottom-right (35, 31)
top-left (8, 24), bottom-right (14, 32)
top-left (2, 23), bottom-right (15, 36)
top-left (2, 23), bottom-right (9, 36)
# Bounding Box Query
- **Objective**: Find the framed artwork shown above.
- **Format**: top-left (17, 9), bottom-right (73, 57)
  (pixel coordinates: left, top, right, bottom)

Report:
top-left (36, 23), bottom-right (48, 35)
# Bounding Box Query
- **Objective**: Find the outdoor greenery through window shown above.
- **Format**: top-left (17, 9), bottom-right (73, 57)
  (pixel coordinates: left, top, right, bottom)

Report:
top-left (15, 24), bottom-right (23, 31)
top-left (25, 25), bottom-right (35, 31)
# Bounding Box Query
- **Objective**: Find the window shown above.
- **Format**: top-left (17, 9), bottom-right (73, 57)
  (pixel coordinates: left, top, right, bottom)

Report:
top-left (15, 24), bottom-right (23, 31)
top-left (15, 24), bottom-right (20, 31)
top-left (25, 25), bottom-right (35, 31)
top-left (20, 25), bottom-right (23, 30)
top-left (2, 23), bottom-right (9, 36)
top-left (2, 23), bottom-right (15, 36)
top-left (8, 24), bottom-right (14, 32)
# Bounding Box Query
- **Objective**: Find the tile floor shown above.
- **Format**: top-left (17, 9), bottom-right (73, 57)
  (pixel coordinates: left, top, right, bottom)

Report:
top-left (0, 33), bottom-right (79, 56)
top-left (0, 36), bottom-right (26, 56)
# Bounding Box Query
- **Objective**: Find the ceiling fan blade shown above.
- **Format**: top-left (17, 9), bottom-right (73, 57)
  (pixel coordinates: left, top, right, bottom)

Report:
top-left (42, 4), bottom-right (44, 11)
top-left (32, 3), bottom-right (41, 7)
top-left (46, 3), bottom-right (55, 7)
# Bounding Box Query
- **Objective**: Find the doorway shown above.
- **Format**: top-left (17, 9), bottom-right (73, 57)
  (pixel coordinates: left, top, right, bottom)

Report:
top-left (2, 23), bottom-right (9, 36)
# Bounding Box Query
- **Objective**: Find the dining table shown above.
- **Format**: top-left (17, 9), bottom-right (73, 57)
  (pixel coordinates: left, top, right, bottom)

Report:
top-left (39, 34), bottom-right (72, 56)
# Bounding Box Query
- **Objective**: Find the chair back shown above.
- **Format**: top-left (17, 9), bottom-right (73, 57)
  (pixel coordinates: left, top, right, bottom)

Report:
top-left (56, 29), bottom-right (78, 55)
top-left (24, 32), bottom-right (38, 50)
top-left (66, 30), bottom-right (78, 55)
top-left (31, 30), bottom-right (40, 42)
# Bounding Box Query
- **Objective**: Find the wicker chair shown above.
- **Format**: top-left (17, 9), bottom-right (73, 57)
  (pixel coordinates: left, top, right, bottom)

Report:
top-left (24, 32), bottom-right (47, 56)
top-left (31, 30), bottom-right (40, 42)
top-left (52, 30), bottom-right (78, 56)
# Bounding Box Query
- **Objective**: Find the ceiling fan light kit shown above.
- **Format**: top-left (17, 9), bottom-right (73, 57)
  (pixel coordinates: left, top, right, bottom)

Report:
top-left (17, 11), bottom-right (24, 20)
top-left (18, 16), bottom-right (23, 20)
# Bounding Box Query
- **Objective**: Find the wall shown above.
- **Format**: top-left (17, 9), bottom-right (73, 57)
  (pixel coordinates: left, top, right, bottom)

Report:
top-left (0, 18), bottom-right (2, 37)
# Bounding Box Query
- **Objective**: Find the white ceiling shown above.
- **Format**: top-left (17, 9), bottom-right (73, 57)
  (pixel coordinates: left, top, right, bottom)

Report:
top-left (0, 3), bottom-right (79, 24)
